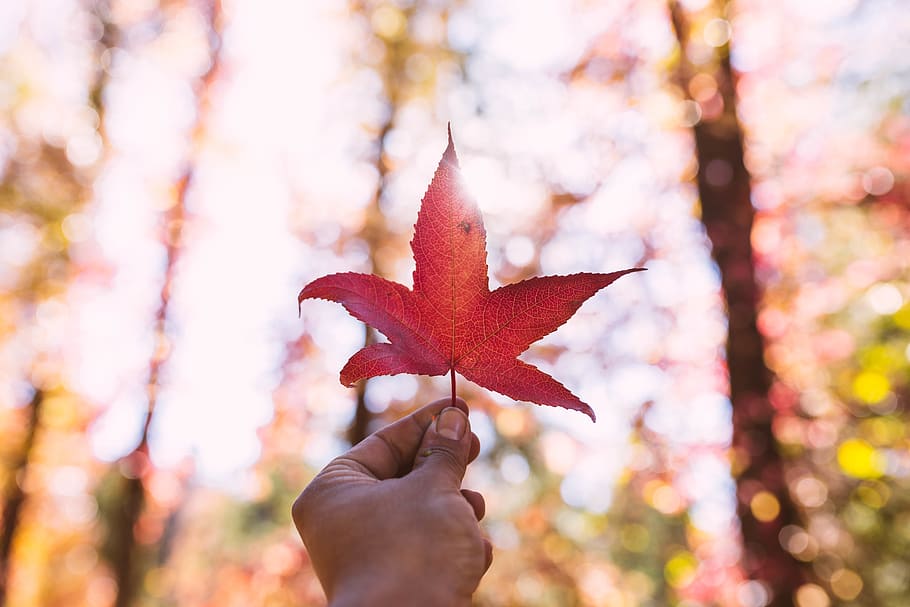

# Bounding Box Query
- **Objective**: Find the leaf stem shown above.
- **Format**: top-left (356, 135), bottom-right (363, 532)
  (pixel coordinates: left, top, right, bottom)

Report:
top-left (450, 366), bottom-right (456, 407)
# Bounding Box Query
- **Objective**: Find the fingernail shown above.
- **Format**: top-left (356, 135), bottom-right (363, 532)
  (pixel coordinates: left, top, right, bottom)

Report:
top-left (436, 407), bottom-right (467, 440)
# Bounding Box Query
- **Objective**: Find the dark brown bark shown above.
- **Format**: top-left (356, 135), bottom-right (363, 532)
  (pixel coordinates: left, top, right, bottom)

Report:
top-left (0, 390), bottom-right (43, 607)
top-left (668, 2), bottom-right (807, 604)
top-left (108, 4), bottom-right (223, 606)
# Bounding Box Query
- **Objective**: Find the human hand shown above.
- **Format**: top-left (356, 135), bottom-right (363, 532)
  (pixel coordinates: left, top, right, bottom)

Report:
top-left (292, 398), bottom-right (492, 607)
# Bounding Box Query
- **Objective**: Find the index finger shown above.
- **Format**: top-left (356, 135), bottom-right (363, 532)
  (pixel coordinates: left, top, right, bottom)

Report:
top-left (340, 396), bottom-right (469, 480)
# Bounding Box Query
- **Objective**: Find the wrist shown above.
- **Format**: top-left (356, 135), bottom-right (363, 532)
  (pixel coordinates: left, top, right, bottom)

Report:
top-left (327, 574), bottom-right (471, 607)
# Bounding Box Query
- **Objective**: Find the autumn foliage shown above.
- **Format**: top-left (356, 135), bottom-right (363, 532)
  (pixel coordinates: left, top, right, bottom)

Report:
top-left (1, 1), bottom-right (909, 607)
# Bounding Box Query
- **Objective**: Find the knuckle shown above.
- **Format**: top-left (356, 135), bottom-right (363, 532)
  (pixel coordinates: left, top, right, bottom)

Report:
top-left (422, 445), bottom-right (466, 475)
top-left (291, 486), bottom-right (316, 527)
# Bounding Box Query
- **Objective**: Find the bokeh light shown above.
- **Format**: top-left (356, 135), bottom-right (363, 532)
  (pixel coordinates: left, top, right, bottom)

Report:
top-left (1, 0), bottom-right (909, 606)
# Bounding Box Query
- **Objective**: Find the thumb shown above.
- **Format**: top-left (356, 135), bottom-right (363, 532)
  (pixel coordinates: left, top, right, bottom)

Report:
top-left (411, 406), bottom-right (472, 487)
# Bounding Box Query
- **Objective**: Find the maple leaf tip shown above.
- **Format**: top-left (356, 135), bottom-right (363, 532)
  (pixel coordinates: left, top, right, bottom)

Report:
top-left (443, 124), bottom-right (458, 166)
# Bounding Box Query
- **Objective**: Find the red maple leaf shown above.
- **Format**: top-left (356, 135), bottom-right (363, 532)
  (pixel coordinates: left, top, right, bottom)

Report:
top-left (298, 127), bottom-right (644, 421)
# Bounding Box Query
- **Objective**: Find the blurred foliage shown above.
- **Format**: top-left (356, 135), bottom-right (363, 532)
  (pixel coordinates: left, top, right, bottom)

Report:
top-left (1, 0), bottom-right (909, 606)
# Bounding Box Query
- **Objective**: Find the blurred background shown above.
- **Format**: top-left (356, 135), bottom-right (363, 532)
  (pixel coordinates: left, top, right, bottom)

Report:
top-left (1, 0), bottom-right (909, 605)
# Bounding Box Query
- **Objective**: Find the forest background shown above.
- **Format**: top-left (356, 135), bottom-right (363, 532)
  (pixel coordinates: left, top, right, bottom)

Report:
top-left (1, 0), bottom-right (909, 606)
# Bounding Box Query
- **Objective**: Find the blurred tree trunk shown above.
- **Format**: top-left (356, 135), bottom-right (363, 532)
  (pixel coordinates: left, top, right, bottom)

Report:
top-left (345, 2), bottom-right (413, 446)
top-left (0, 390), bottom-right (42, 607)
top-left (341, 2), bottom-right (467, 444)
top-left (668, 2), bottom-right (807, 604)
top-left (0, 4), bottom-right (119, 602)
top-left (107, 3), bottom-right (223, 606)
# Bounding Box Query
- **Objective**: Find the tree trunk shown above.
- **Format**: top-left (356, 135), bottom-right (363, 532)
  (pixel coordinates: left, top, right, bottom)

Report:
top-left (668, 2), bottom-right (807, 604)
top-left (345, 4), bottom-right (409, 446)
top-left (0, 4), bottom-right (121, 602)
top-left (0, 390), bottom-right (43, 607)
top-left (107, 3), bottom-right (223, 605)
